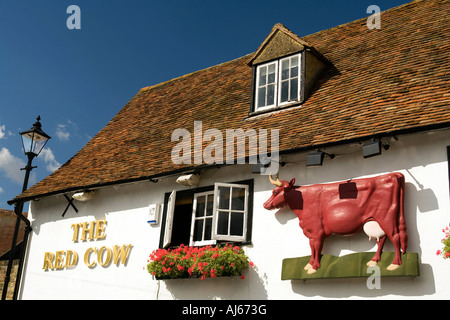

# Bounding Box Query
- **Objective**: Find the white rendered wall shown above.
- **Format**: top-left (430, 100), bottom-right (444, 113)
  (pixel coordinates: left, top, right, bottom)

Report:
top-left (19, 128), bottom-right (450, 299)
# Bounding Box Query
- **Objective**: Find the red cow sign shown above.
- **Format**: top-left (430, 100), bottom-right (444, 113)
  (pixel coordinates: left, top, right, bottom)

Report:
top-left (263, 172), bottom-right (407, 274)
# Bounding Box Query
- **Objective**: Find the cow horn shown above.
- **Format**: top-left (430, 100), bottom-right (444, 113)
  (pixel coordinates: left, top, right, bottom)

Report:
top-left (269, 173), bottom-right (282, 187)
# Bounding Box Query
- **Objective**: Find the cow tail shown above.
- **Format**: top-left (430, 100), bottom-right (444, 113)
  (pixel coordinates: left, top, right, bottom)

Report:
top-left (397, 173), bottom-right (408, 253)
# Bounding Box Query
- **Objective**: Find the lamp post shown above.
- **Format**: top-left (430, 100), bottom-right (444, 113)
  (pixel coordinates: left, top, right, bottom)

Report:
top-left (1, 116), bottom-right (51, 300)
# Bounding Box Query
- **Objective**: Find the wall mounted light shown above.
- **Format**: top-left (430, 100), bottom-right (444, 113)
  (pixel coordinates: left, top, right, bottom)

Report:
top-left (306, 150), bottom-right (335, 167)
top-left (362, 139), bottom-right (390, 158)
top-left (176, 173), bottom-right (200, 186)
top-left (72, 190), bottom-right (95, 202)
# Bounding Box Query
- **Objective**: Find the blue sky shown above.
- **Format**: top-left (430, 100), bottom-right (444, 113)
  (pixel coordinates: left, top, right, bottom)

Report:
top-left (0, 0), bottom-right (411, 209)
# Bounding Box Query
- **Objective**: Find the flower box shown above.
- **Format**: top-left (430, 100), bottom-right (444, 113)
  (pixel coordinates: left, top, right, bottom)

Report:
top-left (146, 244), bottom-right (252, 280)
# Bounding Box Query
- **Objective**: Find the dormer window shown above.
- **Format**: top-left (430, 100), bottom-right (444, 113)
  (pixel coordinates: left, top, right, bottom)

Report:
top-left (255, 53), bottom-right (302, 112)
top-left (249, 23), bottom-right (329, 115)
top-left (256, 61), bottom-right (277, 109)
top-left (279, 54), bottom-right (300, 104)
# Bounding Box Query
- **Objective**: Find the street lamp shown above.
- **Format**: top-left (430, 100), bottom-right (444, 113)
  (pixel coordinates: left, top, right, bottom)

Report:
top-left (1, 116), bottom-right (51, 300)
top-left (20, 115), bottom-right (51, 162)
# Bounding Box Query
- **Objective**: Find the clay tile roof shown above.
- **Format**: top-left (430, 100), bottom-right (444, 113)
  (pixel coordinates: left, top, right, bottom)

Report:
top-left (10, 0), bottom-right (450, 204)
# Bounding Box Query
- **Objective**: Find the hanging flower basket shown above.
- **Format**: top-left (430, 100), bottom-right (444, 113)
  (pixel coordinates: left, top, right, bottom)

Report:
top-left (436, 226), bottom-right (450, 259)
top-left (146, 244), bottom-right (252, 280)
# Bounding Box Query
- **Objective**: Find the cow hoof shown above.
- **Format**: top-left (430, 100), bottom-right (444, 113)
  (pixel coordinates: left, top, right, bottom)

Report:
top-left (367, 260), bottom-right (377, 267)
top-left (304, 263), bottom-right (312, 271)
top-left (307, 268), bottom-right (317, 274)
top-left (387, 264), bottom-right (400, 271)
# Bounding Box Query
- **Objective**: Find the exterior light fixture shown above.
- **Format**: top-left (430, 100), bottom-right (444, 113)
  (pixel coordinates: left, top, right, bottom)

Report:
top-left (176, 173), bottom-right (200, 186)
top-left (306, 150), bottom-right (335, 167)
top-left (72, 191), bottom-right (95, 202)
top-left (20, 116), bottom-right (51, 158)
top-left (362, 139), bottom-right (390, 158)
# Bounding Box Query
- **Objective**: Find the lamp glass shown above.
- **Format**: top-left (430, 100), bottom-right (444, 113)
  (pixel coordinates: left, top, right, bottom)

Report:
top-left (20, 118), bottom-right (51, 157)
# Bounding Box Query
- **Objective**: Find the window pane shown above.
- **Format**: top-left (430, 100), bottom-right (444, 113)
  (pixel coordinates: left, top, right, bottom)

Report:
top-left (217, 211), bottom-right (229, 235)
top-left (218, 187), bottom-right (230, 209)
top-left (290, 78), bottom-right (298, 100)
top-left (257, 87), bottom-right (266, 108)
top-left (267, 63), bottom-right (276, 83)
top-left (231, 187), bottom-right (245, 211)
top-left (268, 70), bottom-right (276, 84)
top-left (267, 84), bottom-right (275, 106)
top-left (196, 196), bottom-right (205, 217)
top-left (291, 65), bottom-right (298, 78)
top-left (281, 60), bottom-right (289, 80)
top-left (194, 219), bottom-right (203, 242)
top-left (280, 81), bottom-right (289, 102)
top-left (206, 195), bottom-right (213, 216)
top-left (204, 218), bottom-right (212, 240)
top-left (259, 67), bottom-right (267, 86)
top-left (291, 56), bottom-right (298, 67)
top-left (230, 212), bottom-right (244, 236)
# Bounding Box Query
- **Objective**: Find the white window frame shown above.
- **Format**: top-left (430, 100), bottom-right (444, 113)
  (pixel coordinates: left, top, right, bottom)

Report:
top-left (211, 182), bottom-right (249, 242)
top-left (162, 190), bottom-right (176, 248)
top-left (278, 54), bottom-right (301, 107)
top-left (254, 53), bottom-right (302, 112)
top-left (162, 182), bottom-right (250, 248)
top-left (189, 191), bottom-right (216, 247)
top-left (255, 61), bottom-right (278, 111)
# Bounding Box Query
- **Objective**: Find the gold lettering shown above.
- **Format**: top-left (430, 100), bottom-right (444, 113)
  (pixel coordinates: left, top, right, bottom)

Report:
top-left (80, 221), bottom-right (95, 241)
top-left (113, 244), bottom-right (132, 265)
top-left (84, 247), bottom-right (97, 268)
top-left (54, 251), bottom-right (66, 269)
top-left (97, 246), bottom-right (112, 267)
top-left (71, 223), bottom-right (81, 242)
top-left (43, 252), bottom-right (55, 270)
top-left (94, 219), bottom-right (107, 240)
top-left (65, 250), bottom-right (78, 268)
top-left (43, 219), bottom-right (132, 271)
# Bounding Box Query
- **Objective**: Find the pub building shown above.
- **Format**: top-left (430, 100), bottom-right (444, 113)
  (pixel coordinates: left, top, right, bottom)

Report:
top-left (6, 0), bottom-right (450, 299)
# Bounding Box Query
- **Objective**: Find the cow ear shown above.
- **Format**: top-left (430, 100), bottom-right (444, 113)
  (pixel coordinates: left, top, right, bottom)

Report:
top-left (288, 178), bottom-right (295, 189)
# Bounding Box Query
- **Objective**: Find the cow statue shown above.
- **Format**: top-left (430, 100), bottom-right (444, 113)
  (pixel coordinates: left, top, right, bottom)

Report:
top-left (263, 172), bottom-right (407, 274)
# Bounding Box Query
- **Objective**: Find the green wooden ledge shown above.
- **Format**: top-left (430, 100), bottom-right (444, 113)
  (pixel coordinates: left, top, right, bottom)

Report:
top-left (281, 252), bottom-right (419, 280)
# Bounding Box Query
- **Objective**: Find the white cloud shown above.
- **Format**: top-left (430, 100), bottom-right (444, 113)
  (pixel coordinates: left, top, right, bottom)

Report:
top-left (0, 147), bottom-right (26, 183)
top-left (0, 186), bottom-right (4, 193)
top-left (0, 125), bottom-right (6, 139)
top-left (40, 148), bottom-right (61, 172)
top-left (56, 124), bottom-right (70, 141)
